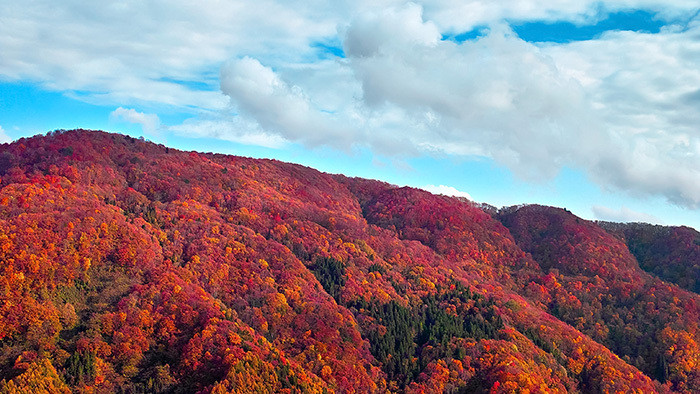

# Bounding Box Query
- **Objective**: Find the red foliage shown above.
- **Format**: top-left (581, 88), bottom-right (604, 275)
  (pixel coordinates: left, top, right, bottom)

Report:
top-left (0, 130), bottom-right (698, 393)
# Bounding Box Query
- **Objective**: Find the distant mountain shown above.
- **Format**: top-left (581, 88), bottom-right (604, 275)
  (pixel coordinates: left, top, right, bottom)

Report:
top-left (599, 222), bottom-right (700, 294)
top-left (0, 129), bottom-right (698, 393)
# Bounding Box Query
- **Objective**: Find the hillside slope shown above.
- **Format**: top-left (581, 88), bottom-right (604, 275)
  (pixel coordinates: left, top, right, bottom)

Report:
top-left (0, 129), bottom-right (698, 393)
top-left (500, 206), bottom-right (700, 391)
top-left (600, 222), bottom-right (700, 294)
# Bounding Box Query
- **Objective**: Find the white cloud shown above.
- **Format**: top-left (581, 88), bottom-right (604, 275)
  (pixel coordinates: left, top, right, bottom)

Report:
top-left (2, 1), bottom-right (696, 110)
top-left (168, 117), bottom-right (288, 149)
top-left (0, 125), bottom-right (11, 143)
top-left (220, 57), bottom-right (361, 150)
top-left (419, 0), bottom-right (700, 32)
top-left (342, 10), bottom-right (601, 179)
top-left (421, 184), bottom-right (472, 200)
top-left (592, 205), bottom-right (664, 224)
top-left (109, 107), bottom-right (161, 136)
top-left (0, 0), bottom-right (335, 110)
top-left (226, 6), bottom-right (601, 173)
top-left (343, 3), bottom-right (441, 58)
top-left (544, 28), bottom-right (700, 207)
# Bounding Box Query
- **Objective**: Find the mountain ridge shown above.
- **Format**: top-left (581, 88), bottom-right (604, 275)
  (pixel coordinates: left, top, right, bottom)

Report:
top-left (0, 129), bottom-right (698, 393)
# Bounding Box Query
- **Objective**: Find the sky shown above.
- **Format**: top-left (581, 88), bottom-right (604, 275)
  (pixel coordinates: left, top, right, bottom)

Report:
top-left (1, 1), bottom-right (700, 230)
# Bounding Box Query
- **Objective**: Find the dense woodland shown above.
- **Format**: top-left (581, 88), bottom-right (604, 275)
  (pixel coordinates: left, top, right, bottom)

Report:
top-left (0, 129), bottom-right (699, 393)
top-left (600, 222), bottom-right (700, 294)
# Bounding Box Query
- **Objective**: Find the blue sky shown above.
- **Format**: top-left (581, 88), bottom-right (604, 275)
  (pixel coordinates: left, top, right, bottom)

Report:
top-left (1, 1), bottom-right (700, 229)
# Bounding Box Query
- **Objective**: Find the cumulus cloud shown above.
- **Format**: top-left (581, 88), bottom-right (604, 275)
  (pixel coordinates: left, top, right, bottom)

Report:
top-left (592, 205), bottom-right (664, 224)
top-left (110, 107), bottom-right (161, 136)
top-left (544, 28), bottom-right (700, 207)
top-left (343, 6), bottom-right (602, 179)
top-left (0, 125), bottom-right (11, 143)
top-left (220, 57), bottom-right (362, 150)
top-left (421, 184), bottom-right (473, 200)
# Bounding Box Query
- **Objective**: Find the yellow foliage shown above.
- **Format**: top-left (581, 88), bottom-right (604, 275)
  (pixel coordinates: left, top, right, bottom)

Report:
top-left (0, 358), bottom-right (70, 394)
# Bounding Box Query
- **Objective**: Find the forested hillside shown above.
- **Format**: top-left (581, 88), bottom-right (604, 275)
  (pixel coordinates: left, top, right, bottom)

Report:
top-left (600, 222), bottom-right (700, 294)
top-left (0, 129), bottom-right (698, 393)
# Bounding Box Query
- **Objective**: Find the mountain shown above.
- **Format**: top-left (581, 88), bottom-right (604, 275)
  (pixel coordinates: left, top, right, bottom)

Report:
top-left (0, 129), bottom-right (698, 393)
top-left (599, 222), bottom-right (700, 294)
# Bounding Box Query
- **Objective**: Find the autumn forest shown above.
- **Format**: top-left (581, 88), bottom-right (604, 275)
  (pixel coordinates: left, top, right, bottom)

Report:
top-left (1, 129), bottom-right (699, 393)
